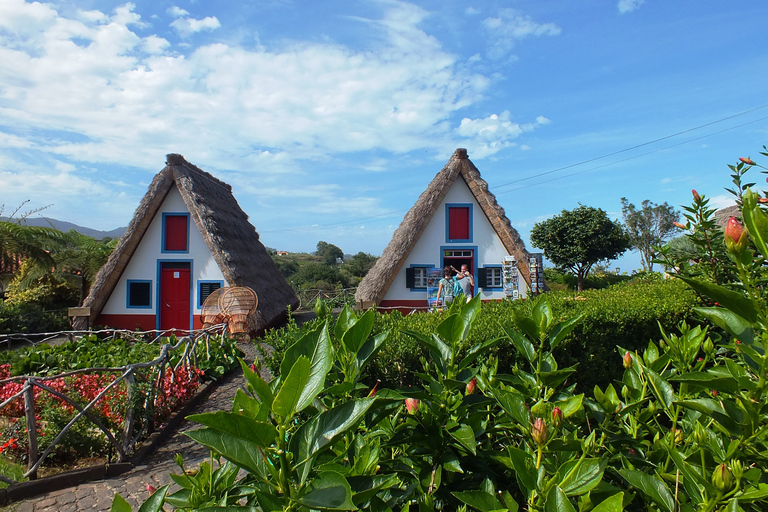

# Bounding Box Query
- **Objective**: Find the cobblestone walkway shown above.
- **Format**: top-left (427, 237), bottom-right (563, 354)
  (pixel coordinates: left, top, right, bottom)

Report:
top-left (5, 342), bottom-right (265, 512)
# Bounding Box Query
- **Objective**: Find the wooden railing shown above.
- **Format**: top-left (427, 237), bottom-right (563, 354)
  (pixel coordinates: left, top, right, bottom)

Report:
top-left (0, 325), bottom-right (227, 483)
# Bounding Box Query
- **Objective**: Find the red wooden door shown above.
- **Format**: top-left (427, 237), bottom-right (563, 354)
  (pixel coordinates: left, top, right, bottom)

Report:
top-left (160, 264), bottom-right (191, 330)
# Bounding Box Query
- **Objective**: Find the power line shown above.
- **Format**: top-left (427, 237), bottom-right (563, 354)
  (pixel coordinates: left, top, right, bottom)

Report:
top-left (495, 113), bottom-right (768, 195)
top-left (493, 102), bottom-right (768, 191)
top-left (259, 104), bottom-right (768, 234)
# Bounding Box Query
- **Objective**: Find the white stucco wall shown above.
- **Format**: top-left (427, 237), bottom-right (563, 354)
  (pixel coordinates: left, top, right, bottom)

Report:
top-left (101, 185), bottom-right (228, 315)
top-left (382, 178), bottom-right (526, 302)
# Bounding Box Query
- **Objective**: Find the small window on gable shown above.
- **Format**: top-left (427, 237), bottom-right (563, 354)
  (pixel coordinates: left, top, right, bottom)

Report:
top-left (163, 213), bottom-right (189, 252)
top-left (446, 204), bottom-right (472, 242)
top-left (479, 267), bottom-right (503, 289)
top-left (198, 281), bottom-right (223, 307)
top-left (405, 266), bottom-right (430, 290)
top-left (127, 280), bottom-right (151, 308)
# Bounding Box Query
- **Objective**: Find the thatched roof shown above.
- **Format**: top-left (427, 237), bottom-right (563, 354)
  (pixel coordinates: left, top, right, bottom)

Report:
top-left (75, 154), bottom-right (298, 331)
top-left (714, 204), bottom-right (740, 228)
top-left (356, 148), bottom-right (531, 306)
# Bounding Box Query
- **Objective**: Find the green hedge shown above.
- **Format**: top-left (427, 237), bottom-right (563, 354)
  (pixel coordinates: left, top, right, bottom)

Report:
top-left (258, 277), bottom-right (701, 392)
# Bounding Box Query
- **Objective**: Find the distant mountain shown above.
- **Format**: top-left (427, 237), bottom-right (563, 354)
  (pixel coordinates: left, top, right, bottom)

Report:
top-left (0, 217), bottom-right (126, 240)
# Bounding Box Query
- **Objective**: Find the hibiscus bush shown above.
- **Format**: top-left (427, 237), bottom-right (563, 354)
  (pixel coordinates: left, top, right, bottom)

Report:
top-left (116, 149), bottom-right (768, 511)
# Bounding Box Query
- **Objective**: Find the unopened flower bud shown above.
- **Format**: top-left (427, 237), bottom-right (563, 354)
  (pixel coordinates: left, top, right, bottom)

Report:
top-left (673, 222), bottom-right (687, 230)
top-left (712, 463), bottom-right (733, 492)
top-left (724, 217), bottom-right (748, 255)
top-left (692, 189), bottom-right (701, 202)
top-left (739, 157), bottom-right (756, 166)
top-left (730, 459), bottom-right (744, 480)
top-left (405, 398), bottom-right (420, 414)
top-left (693, 424), bottom-right (708, 446)
top-left (146, 484), bottom-right (157, 494)
top-left (703, 338), bottom-right (714, 355)
top-left (531, 417), bottom-right (549, 446)
top-left (552, 407), bottom-right (563, 428)
top-left (671, 428), bottom-right (683, 445)
top-left (466, 378), bottom-right (477, 395)
top-left (647, 401), bottom-right (657, 414)
top-left (623, 351), bottom-right (633, 369)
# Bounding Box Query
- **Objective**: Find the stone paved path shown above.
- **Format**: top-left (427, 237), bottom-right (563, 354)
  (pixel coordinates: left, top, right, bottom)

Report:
top-left (4, 342), bottom-right (266, 512)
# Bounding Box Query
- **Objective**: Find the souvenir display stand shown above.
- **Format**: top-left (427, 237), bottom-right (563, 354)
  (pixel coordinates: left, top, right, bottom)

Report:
top-left (502, 256), bottom-right (519, 300)
top-left (529, 253), bottom-right (545, 295)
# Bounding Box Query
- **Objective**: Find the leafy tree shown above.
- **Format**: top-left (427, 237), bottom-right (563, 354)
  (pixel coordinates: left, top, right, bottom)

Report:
top-left (316, 241), bottom-right (344, 266)
top-left (620, 197), bottom-right (679, 271)
top-left (345, 252), bottom-right (378, 278)
top-left (291, 261), bottom-right (347, 290)
top-left (52, 230), bottom-right (117, 304)
top-left (531, 205), bottom-right (631, 291)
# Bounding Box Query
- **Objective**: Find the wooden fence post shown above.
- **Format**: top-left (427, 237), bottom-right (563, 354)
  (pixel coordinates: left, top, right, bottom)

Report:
top-left (24, 379), bottom-right (38, 480)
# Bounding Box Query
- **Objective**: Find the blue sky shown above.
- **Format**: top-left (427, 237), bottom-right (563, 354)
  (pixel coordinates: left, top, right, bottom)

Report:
top-left (2, 0), bottom-right (767, 272)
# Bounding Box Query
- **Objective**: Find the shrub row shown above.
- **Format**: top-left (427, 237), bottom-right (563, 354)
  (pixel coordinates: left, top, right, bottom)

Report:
top-left (258, 276), bottom-right (701, 393)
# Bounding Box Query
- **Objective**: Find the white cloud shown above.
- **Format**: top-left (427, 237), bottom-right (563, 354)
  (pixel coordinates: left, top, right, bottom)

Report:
top-left (482, 9), bottom-right (560, 59)
top-left (170, 15), bottom-right (221, 37)
top-left (708, 194), bottom-right (737, 210)
top-left (167, 6), bottom-right (189, 18)
top-left (455, 111), bottom-right (550, 157)
top-left (617, 0), bottom-right (646, 14)
top-left (142, 34), bottom-right (170, 53)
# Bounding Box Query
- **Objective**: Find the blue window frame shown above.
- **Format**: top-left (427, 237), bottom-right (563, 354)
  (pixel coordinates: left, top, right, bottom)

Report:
top-left (406, 264), bottom-right (432, 290)
top-left (445, 203), bottom-right (473, 243)
top-left (161, 212), bottom-right (190, 253)
top-left (480, 265), bottom-right (503, 290)
top-left (126, 280), bottom-right (152, 309)
top-left (198, 280), bottom-right (224, 307)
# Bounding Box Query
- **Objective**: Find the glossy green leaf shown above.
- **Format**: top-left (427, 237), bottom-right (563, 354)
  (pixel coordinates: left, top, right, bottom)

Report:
top-left (280, 323), bottom-right (333, 391)
top-left (452, 490), bottom-right (507, 512)
top-left (459, 337), bottom-right (503, 370)
top-left (674, 399), bottom-right (743, 436)
top-left (664, 445), bottom-right (713, 502)
top-left (449, 424), bottom-right (476, 455)
top-left (342, 308), bottom-right (374, 354)
top-left (437, 313), bottom-right (468, 349)
top-left (185, 428), bottom-right (270, 478)
top-left (240, 359), bottom-right (274, 410)
top-left (677, 276), bottom-right (757, 324)
top-left (619, 469), bottom-right (674, 512)
top-left (540, 368), bottom-right (577, 389)
top-left (504, 326), bottom-right (535, 363)
top-left (292, 398), bottom-right (376, 473)
top-left (296, 472), bottom-right (356, 510)
top-left (694, 307), bottom-right (754, 344)
top-left (555, 394), bottom-right (584, 418)
top-left (669, 371), bottom-right (740, 394)
top-left (738, 483), bottom-right (768, 502)
top-left (644, 365), bottom-right (675, 412)
top-left (138, 484), bottom-right (170, 512)
top-left (590, 493), bottom-right (625, 512)
top-left (504, 446), bottom-right (537, 492)
top-left (558, 458), bottom-right (605, 496)
top-left (348, 474), bottom-right (400, 506)
top-left (549, 314), bottom-right (583, 351)
top-left (334, 305), bottom-right (357, 341)
top-left (272, 355), bottom-right (311, 419)
top-left (187, 411), bottom-right (277, 448)
top-left (742, 188), bottom-right (768, 260)
top-left (110, 493), bottom-right (133, 512)
top-left (356, 331), bottom-right (389, 372)
top-left (494, 389), bottom-right (530, 425)
top-left (544, 486), bottom-right (575, 512)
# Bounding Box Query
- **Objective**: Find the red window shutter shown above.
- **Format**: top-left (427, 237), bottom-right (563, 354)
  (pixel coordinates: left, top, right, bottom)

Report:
top-left (165, 215), bottom-right (188, 251)
top-left (448, 207), bottom-right (470, 240)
